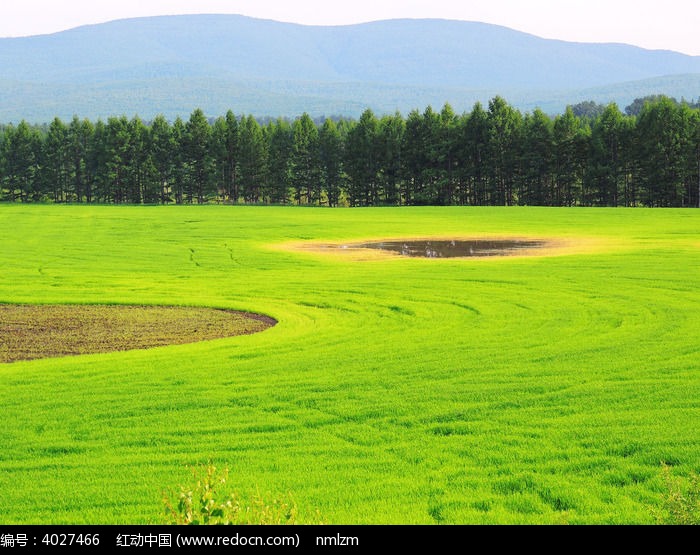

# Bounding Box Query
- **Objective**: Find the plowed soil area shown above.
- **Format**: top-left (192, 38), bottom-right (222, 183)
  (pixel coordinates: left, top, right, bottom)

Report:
top-left (0, 304), bottom-right (276, 363)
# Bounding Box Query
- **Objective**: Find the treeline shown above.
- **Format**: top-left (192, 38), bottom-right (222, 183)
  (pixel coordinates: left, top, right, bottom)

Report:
top-left (1, 96), bottom-right (699, 207)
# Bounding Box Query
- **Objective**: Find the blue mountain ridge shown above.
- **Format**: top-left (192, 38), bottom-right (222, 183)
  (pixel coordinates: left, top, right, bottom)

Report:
top-left (1, 14), bottom-right (698, 121)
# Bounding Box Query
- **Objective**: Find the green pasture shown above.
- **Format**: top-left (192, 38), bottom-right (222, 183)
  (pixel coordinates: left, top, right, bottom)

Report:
top-left (0, 205), bottom-right (698, 524)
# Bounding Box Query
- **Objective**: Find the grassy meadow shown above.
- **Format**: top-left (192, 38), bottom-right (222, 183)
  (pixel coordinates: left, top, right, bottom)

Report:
top-left (0, 204), bottom-right (698, 524)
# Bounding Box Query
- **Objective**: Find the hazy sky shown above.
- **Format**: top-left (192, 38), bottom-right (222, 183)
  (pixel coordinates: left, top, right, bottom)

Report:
top-left (1, 0), bottom-right (699, 55)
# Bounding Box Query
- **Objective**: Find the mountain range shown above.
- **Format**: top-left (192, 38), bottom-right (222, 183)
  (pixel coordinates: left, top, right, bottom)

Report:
top-left (1, 14), bottom-right (699, 122)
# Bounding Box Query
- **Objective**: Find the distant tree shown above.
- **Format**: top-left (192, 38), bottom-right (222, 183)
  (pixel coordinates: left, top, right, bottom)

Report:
top-left (211, 111), bottom-right (239, 203)
top-left (184, 108), bottom-right (214, 204)
top-left (150, 115), bottom-right (175, 204)
top-left (687, 108), bottom-right (700, 208)
top-left (0, 131), bottom-right (7, 200)
top-left (264, 118), bottom-right (293, 204)
top-left (290, 113), bottom-right (321, 205)
top-left (553, 107), bottom-right (589, 206)
top-left (625, 95), bottom-right (678, 116)
top-left (376, 112), bottom-right (405, 205)
top-left (436, 103), bottom-right (459, 205)
top-left (487, 96), bottom-right (522, 205)
top-left (400, 109), bottom-right (425, 205)
top-left (519, 108), bottom-right (553, 205)
top-left (42, 117), bottom-right (70, 202)
top-left (170, 117), bottom-right (188, 204)
top-left (675, 104), bottom-right (700, 208)
top-left (586, 103), bottom-right (633, 206)
top-left (103, 116), bottom-right (132, 203)
top-left (345, 109), bottom-right (379, 206)
top-left (2, 98), bottom-right (699, 209)
top-left (417, 106), bottom-right (443, 205)
top-left (318, 118), bottom-right (344, 207)
top-left (2, 121), bottom-right (42, 202)
top-left (127, 116), bottom-right (155, 203)
top-left (89, 119), bottom-right (109, 203)
top-left (461, 102), bottom-right (489, 205)
top-left (399, 106), bottom-right (445, 205)
top-left (238, 115), bottom-right (267, 203)
top-left (635, 97), bottom-right (686, 206)
top-left (67, 116), bottom-right (95, 203)
top-left (568, 100), bottom-right (606, 120)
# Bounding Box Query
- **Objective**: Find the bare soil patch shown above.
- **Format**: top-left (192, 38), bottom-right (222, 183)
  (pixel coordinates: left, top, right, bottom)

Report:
top-left (0, 304), bottom-right (276, 363)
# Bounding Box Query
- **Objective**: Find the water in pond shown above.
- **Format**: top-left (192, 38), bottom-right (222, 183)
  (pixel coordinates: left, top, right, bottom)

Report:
top-left (355, 239), bottom-right (547, 258)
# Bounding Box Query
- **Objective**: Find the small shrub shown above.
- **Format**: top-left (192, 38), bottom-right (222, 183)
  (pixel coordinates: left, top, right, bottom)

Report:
top-left (653, 464), bottom-right (700, 525)
top-left (163, 463), bottom-right (301, 525)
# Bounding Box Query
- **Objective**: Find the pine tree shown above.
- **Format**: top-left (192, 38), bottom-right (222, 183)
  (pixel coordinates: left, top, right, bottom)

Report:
top-left (290, 113), bottom-right (320, 205)
top-left (211, 111), bottom-right (240, 203)
top-left (376, 112), bottom-right (404, 205)
top-left (345, 109), bottom-right (379, 206)
top-left (42, 117), bottom-right (70, 202)
top-left (184, 109), bottom-right (213, 204)
top-left (265, 118), bottom-right (293, 204)
top-left (238, 115), bottom-right (267, 203)
top-left (318, 118), bottom-right (343, 207)
top-left (151, 115), bottom-right (175, 204)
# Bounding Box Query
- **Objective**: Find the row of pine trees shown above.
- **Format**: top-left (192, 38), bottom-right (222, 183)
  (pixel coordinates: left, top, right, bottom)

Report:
top-left (1, 96), bottom-right (699, 207)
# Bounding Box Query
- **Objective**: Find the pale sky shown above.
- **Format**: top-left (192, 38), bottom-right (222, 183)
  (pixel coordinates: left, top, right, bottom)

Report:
top-left (1, 0), bottom-right (699, 56)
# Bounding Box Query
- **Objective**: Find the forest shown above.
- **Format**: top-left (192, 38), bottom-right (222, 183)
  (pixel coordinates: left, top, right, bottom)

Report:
top-left (1, 95), bottom-right (699, 208)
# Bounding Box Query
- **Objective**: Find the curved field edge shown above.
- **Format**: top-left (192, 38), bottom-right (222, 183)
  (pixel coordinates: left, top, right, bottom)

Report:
top-left (0, 205), bottom-right (698, 524)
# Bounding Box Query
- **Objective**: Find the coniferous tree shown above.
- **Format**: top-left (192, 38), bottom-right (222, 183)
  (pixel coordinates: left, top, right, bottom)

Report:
top-left (238, 115), bottom-right (267, 203)
top-left (90, 120), bottom-right (110, 203)
top-left (1, 98), bottom-right (699, 209)
top-left (171, 117), bottom-right (187, 205)
top-left (635, 97), bottom-right (686, 207)
top-left (184, 109), bottom-right (213, 204)
top-left (677, 103), bottom-right (700, 208)
top-left (150, 115), bottom-right (175, 204)
top-left (520, 109), bottom-right (553, 205)
top-left (553, 107), bottom-right (588, 206)
top-left (376, 112), bottom-right (404, 205)
top-left (42, 117), bottom-right (70, 202)
top-left (127, 116), bottom-right (152, 203)
top-left (462, 102), bottom-right (490, 205)
top-left (104, 116), bottom-right (132, 203)
top-left (487, 96), bottom-right (522, 205)
top-left (687, 108), bottom-right (700, 208)
top-left (2, 121), bottom-right (42, 202)
top-left (401, 109), bottom-right (425, 205)
top-left (290, 113), bottom-right (321, 205)
top-left (211, 111), bottom-right (240, 203)
top-left (436, 103), bottom-right (459, 205)
top-left (416, 106), bottom-right (442, 204)
top-left (345, 109), bottom-right (379, 206)
top-left (318, 118), bottom-right (344, 207)
top-left (67, 116), bottom-right (95, 203)
top-left (265, 118), bottom-right (293, 204)
top-left (587, 104), bottom-right (629, 206)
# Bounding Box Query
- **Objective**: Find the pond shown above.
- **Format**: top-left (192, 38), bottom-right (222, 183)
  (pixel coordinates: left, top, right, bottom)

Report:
top-left (353, 239), bottom-right (548, 258)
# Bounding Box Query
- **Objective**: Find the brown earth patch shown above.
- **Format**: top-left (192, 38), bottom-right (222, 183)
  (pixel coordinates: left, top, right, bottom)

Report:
top-left (0, 304), bottom-right (276, 363)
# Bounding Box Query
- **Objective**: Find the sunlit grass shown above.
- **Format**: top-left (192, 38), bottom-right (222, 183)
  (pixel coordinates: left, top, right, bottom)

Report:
top-left (0, 205), bottom-right (698, 524)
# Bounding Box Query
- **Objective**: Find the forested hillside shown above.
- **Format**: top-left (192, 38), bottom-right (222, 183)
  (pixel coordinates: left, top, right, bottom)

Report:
top-left (1, 96), bottom-right (699, 208)
top-left (2, 15), bottom-right (700, 121)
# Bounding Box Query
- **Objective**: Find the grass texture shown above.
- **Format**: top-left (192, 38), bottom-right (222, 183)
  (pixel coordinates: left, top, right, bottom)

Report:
top-left (0, 204), bottom-right (698, 524)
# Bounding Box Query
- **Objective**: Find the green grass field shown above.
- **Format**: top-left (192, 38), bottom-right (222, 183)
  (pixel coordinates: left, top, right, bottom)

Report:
top-left (0, 204), bottom-right (698, 524)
